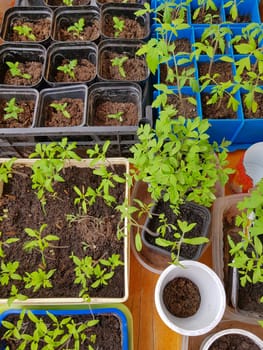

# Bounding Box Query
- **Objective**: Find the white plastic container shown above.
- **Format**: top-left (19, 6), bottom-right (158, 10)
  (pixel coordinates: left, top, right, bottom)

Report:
top-left (154, 260), bottom-right (226, 336)
top-left (200, 328), bottom-right (263, 349)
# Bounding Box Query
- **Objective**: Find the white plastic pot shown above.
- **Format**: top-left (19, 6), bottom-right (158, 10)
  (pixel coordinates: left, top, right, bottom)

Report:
top-left (154, 260), bottom-right (226, 336)
top-left (200, 328), bottom-right (263, 349)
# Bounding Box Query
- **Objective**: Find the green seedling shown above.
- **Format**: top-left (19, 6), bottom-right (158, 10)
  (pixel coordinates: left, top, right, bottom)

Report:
top-left (0, 231), bottom-right (19, 259)
top-left (156, 219), bottom-right (209, 265)
top-left (0, 158), bottom-right (16, 184)
top-left (111, 56), bottom-right (128, 78)
top-left (224, 0), bottom-right (244, 21)
top-left (228, 178), bottom-right (263, 287)
top-left (113, 16), bottom-right (125, 38)
top-left (67, 17), bottom-right (85, 37)
top-left (193, 0), bottom-right (218, 23)
top-left (6, 61), bottom-right (31, 80)
top-left (70, 252), bottom-right (124, 301)
top-left (13, 24), bottom-right (36, 41)
top-left (3, 97), bottom-right (24, 120)
top-left (23, 268), bottom-right (56, 292)
top-left (50, 102), bottom-right (71, 119)
top-left (107, 111), bottom-right (124, 122)
top-left (1, 310), bottom-right (99, 350)
top-left (23, 223), bottom-right (60, 268)
top-left (63, 0), bottom-right (74, 5)
top-left (57, 59), bottom-right (77, 79)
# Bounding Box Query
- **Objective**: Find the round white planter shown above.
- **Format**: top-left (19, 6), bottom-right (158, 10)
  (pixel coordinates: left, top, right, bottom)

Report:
top-left (154, 260), bottom-right (226, 336)
top-left (200, 328), bottom-right (263, 349)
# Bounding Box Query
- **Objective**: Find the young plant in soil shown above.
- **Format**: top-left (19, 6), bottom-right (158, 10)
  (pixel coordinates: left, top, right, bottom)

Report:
top-left (113, 16), bottom-right (125, 38)
top-left (3, 97), bottom-right (24, 120)
top-left (49, 102), bottom-right (71, 119)
top-left (67, 17), bottom-right (85, 38)
top-left (57, 59), bottom-right (77, 80)
top-left (0, 309), bottom-right (100, 349)
top-left (0, 138), bottom-right (128, 304)
top-left (227, 179), bottom-right (263, 318)
top-left (12, 24), bottom-right (36, 41)
top-left (6, 61), bottom-right (31, 81)
top-left (233, 27), bottom-right (263, 115)
top-left (123, 115), bottom-right (233, 261)
top-left (224, 0), bottom-right (243, 21)
top-left (192, 24), bottom-right (234, 84)
top-left (110, 56), bottom-right (128, 78)
top-left (192, 0), bottom-right (221, 24)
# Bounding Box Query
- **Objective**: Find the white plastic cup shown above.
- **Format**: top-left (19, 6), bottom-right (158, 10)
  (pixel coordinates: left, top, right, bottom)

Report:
top-left (200, 328), bottom-right (263, 349)
top-left (155, 260), bottom-right (226, 336)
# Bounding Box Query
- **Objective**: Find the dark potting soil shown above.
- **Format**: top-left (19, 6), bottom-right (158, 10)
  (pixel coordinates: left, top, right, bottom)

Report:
top-left (191, 8), bottom-right (221, 24)
top-left (102, 16), bottom-right (147, 39)
top-left (144, 200), bottom-right (207, 259)
top-left (223, 206), bottom-right (263, 316)
top-left (163, 277), bottom-right (201, 318)
top-left (208, 334), bottom-right (261, 350)
top-left (4, 61), bottom-right (42, 86)
top-left (0, 164), bottom-right (126, 299)
top-left (167, 94), bottom-right (198, 119)
top-left (201, 93), bottom-right (238, 119)
top-left (100, 52), bottom-right (147, 81)
top-left (55, 59), bottom-right (96, 83)
top-left (58, 20), bottom-right (100, 41)
top-left (0, 313), bottom-right (123, 350)
top-left (11, 18), bottom-right (51, 42)
top-left (0, 99), bottom-right (35, 127)
top-left (43, 97), bottom-right (84, 127)
top-left (93, 101), bottom-right (138, 126)
top-left (198, 61), bottom-right (233, 84)
top-left (173, 38), bottom-right (192, 53)
top-left (241, 92), bottom-right (263, 119)
top-left (226, 14), bottom-right (251, 23)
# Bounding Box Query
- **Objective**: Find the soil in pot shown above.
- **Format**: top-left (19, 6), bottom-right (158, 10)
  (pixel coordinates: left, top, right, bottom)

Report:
top-left (163, 277), bottom-right (201, 317)
top-left (57, 18), bottom-right (100, 42)
top-left (223, 205), bottom-right (263, 315)
top-left (10, 18), bottom-right (51, 42)
top-left (0, 98), bottom-right (35, 127)
top-left (54, 58), bottom-right (96, 83)
top-left (207, 333), bottom-right (261, 350)
top-left (102, 15), bottom-right (147, 39)
top-left (144, 200), bottom-right (208, 259)
top-left (0, 163), bottom-right (126, 299)
top-left (166, 94), bottom-right (198, 119)
top-left (225, 13), bottom-right (251, 23)
top-left (198, 61), bottom-right (233, 84)
top-left (92, 101), bottom-right (138, 126)
top-left (173, 38), bottom-right (192, 53)
top-left (3, 61), bottom-right (42, 86)
top-left (43, 97), bottom-right (84, 127)
top-left (241, 92), bottom-right (263, 119)
top-left (201, 93), bottom-right (238, 119)
top-left (100, 52), bottom-right (147, 81)
top-left (0, 313), bottom-right (123, 350)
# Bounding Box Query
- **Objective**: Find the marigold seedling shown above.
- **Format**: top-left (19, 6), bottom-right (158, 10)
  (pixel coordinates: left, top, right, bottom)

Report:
top-left (4, 97), bottom-right (24, 120)
top-left (50, 102), bottom-right (71, 119)
top-left (107, 111), bottom-right (124, 122)
top-left (110, 56), bottom-right (128, 78)
top-left (63, 0), bottom-right (73, 5)
top-left (113, 16), bottom-right (125, 38)
top-left (67, 17), bottom-right (85, 37)
top-left (57, 59), bottom-right (77, 79)
top-left (13, 24), bottom-right (36, 41)
top-left (6, 61), bottom-right (31, 80)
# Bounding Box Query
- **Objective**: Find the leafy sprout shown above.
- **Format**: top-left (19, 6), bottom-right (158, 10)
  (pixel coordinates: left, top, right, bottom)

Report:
top-left (13, 24), bottom-right (36, 41)
top-left (3, 97), bottom-right (24, 120)
top-left (113, 16), bottom-right (125, 37)
top-left (107, 111), bottom-right (124, 122)
top-left (6, 61), bottom-right (31, 80)
top-left (67, 18), bottom-right (85, 37)
top-left (110, 56), bottom-right (128, 78)
top-left (50, 102), bottom-right (71, 119)
top-left (57, 59), bottom-right (77, 79)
